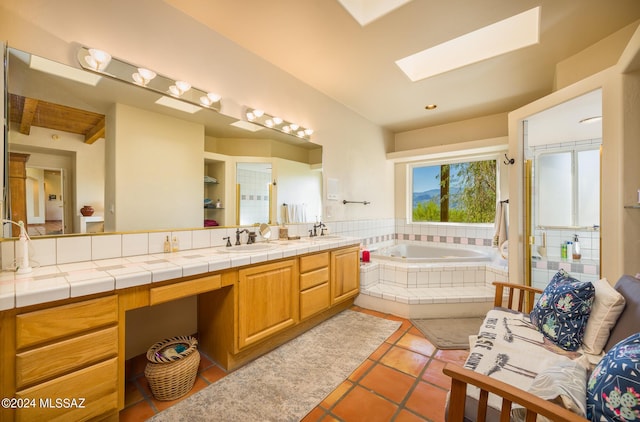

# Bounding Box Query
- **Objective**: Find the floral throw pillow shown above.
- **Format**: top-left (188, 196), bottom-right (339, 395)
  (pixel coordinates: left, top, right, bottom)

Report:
top-left (530, 269), bottom-right (595, 351)
top-left (587, 333), bottom-right (640, 421)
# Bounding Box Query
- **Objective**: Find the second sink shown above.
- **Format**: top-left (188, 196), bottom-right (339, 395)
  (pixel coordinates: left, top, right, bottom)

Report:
top-left (219, 243), bottom-right (280, 253)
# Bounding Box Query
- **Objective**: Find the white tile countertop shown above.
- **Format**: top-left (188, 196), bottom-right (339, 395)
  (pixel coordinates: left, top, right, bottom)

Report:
top-left (0, 236), bottom-right (360, 311)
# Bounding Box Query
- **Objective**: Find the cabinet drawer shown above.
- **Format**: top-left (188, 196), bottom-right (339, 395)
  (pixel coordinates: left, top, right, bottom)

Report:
top-left (300, 252), bottom-right (329, 273)
top-left (150, 274), bottom-right (222, 305)
top-left (16, 296), bottom-right (117, 349)
top-left (300, 282), bottom-right (330, 320)
top-left (300, 267), bottom-right (329, 291)
top-left (16, 326), bottom-right (118, 389)
top-left (15, 357), bottom-right (118, 422)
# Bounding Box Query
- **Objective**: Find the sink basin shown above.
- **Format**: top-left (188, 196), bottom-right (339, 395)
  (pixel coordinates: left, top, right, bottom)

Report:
top-left (218, 243), bottom-right (280, 253)
top-left (303, 235), bottom-right (342, 241)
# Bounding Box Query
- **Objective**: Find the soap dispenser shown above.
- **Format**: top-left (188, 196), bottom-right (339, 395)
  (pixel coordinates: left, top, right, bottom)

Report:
top-left (572, 234), bottom-right (581, 260)
top-left (163, 236), bottom-right (171, 253)
top-left (172, 236), bottom-right (180, 253)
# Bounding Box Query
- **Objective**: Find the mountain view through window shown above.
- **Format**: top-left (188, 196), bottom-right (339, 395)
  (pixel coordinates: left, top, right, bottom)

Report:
top-left (412, 160), bottom-right (496, 223)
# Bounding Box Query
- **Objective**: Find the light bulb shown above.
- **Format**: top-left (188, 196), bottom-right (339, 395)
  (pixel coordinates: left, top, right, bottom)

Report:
top-left (246, 112), bottom-right (256, 121)
top-left (289, 123), bottom-right (299, 131)
top-left (253, 109), bottom-right (264, 118)
top-left (304, 128), bottom-right (314, 136)
top-left (85, 48), bottom-right (112, 71)
top-left (282, 126), bottom-right (291, 133)
top-left (132, 68), bottom-right (156, 86)
top-left (297, 130), bottom-right (305, 138)
top-left (138, 68), bottom-right (156, 81)
top-left (265, 119), bottom-right (274, 127)
top-left (206, 92), bottom-right (221, 102)
top-left (175, 80), bottom-right (191, 93)
top-left (272, 117), bottom-right (283, 125)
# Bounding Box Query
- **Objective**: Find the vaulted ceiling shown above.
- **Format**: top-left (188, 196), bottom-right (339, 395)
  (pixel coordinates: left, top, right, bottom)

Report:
top-left (165, 0), bottom-right (640, 133)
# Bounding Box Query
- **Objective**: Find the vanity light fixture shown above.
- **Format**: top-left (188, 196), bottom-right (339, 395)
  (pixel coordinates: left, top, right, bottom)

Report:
top-left (77, 46), bottom-right (222, 113)
top-left (132, 68), bottom-right (157, 86)
top-left (244, 107), bottom-right (313, 140)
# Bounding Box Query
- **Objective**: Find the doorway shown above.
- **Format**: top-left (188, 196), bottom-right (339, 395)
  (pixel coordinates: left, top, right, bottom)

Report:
top-left (26, 167), bottom-right (65, 235)
top-left (523, 89), bottom-right (602, 290)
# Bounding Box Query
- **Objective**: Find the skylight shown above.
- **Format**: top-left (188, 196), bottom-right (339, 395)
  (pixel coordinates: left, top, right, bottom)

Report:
top-left (396, 7), bottom-right (540, 82)
top-left (337, 0), bottom-right (413, 26)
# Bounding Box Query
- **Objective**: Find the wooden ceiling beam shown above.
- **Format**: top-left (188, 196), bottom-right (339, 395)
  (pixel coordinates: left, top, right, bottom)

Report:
top-left (19, 98), bottom-right (39, 135)
top-left (84, 116), bottom-right (105, 144)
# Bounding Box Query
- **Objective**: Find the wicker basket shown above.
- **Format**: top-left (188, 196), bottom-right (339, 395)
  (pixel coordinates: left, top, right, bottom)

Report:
top-left (144, 335), bottom-right (200, 401)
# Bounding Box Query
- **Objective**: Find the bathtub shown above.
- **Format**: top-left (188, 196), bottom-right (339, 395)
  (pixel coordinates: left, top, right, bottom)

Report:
top-left (371, 242), bottom-right (491, 263)
top-left (357, 241), bottom-right (507, 319)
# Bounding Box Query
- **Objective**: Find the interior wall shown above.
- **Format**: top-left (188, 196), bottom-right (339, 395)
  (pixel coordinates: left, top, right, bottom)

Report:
top-left (393, 113), bottom-right (508, 152)
top-left (555, 21), bottom-right (639, 90)
top-left (622, 70), bottom-right (640, 275)
top-left (112, 103), bottom-right (204, 231)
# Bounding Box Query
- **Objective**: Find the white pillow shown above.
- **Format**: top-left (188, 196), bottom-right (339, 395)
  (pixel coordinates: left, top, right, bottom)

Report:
top-left (581, 278), bottom-right (625, 354)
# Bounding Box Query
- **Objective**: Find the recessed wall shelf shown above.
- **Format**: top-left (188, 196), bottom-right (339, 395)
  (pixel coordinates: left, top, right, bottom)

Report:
top-left (624, 205), bottom-right (640, 209)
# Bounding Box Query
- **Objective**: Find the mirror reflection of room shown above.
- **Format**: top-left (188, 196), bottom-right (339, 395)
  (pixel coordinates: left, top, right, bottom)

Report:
top-left (6, 47), bottom-right (323, 237)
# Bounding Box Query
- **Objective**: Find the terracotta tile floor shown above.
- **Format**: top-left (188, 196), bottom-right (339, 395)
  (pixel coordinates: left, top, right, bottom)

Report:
top-left (120, 306), bottom-right (469, 421)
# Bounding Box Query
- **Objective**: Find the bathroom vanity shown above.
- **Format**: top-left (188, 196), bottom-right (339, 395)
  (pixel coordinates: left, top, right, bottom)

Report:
top-left (0, 238), bottom-right (360, 421)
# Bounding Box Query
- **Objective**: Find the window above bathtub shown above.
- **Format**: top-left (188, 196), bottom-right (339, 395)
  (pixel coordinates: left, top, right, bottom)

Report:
top-left (409, 156), bottom-right (497, 224)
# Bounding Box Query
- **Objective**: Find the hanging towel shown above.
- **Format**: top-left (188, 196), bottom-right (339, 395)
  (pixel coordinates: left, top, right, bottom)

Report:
top-left (493, 201), bottom-right (508, 247)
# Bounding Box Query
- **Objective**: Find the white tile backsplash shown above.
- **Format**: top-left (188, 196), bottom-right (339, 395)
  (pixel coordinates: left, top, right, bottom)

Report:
top-left (0, 218), bottom-right (399, 269)
top-left (91, 234), bottom-right (123, 260)
top-left (192, 230), bottom-right (211, 249)
top-left (30, 238), bottom-right (57, 267)
top-left (122, 233), bottom-right (149, 257)
top-left (56, 236), bottom-right (92, 264)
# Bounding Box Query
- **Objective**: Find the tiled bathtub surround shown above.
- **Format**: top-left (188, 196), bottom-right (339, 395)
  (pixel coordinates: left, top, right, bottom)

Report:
top-left (394, 220), bottom-right (496, 248)
top-left (356, 241), bottom-right (508, 318)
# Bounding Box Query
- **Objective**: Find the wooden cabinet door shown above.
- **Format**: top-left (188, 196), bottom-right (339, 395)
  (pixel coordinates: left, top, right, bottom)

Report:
top-left (237, 259), bottom-right (298, 349)
top-left (331, 246), bottom-right (360, 304)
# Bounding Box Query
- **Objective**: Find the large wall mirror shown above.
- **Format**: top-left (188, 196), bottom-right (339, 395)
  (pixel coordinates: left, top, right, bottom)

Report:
top-left (4, 47), bottom-right (323, 237)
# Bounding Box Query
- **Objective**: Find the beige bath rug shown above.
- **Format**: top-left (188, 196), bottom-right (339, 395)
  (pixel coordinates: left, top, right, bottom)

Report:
top-left (411, 317), bottom-right (484, 349)
top-left (149, 310), bottom-right (400, 422)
